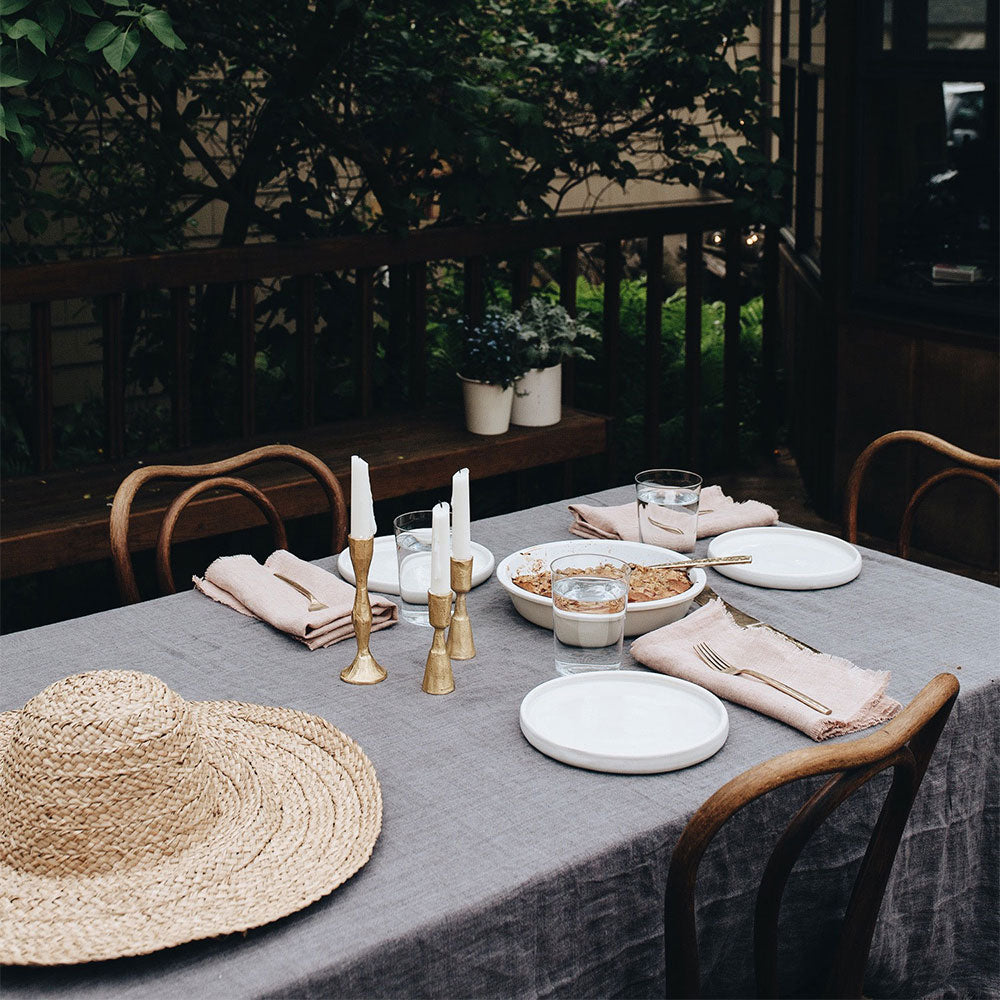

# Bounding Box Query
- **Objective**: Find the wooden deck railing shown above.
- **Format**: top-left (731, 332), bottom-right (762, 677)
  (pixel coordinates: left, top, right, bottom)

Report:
top-left (3, 194), bottom-right (742, 475)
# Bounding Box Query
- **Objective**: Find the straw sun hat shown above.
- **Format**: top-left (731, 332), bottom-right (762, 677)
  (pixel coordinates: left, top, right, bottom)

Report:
top-left (0, 669), bottom-right (382, 966)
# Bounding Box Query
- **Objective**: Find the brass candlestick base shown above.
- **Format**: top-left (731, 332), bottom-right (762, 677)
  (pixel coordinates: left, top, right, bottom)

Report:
top-left (341, 535), bottom-right (387, 685)
top-left (446, 557), bottom-right (476, 660)
top-left (421, 591), bottom-right (455, 695)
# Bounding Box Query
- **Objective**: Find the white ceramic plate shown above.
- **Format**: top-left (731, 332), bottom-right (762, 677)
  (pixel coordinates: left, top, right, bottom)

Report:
top-left (707, 526), bottom-right (862, 590)
top-left (496, 539), bottom-right (705, 638)
top-left (519, 671), bottom-right (729, 774)
top-left (337, 535), bottom-right (496, 595)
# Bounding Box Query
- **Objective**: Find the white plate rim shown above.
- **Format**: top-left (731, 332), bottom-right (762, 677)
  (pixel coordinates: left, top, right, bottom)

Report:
top-left (519, 670), bottom-right (729, 774)
top-left (706, 526), bottom-right (862, 590)
top-left (337, 535), bottom-right (496, 594)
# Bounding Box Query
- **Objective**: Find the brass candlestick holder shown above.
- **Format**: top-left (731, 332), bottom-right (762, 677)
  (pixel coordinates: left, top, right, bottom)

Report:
top-left (446, 557), bottom-right (476, 660)
top-left (421, 591), bottom-right (455, 695)
top-left (340, 535), bottom-right (387, 685)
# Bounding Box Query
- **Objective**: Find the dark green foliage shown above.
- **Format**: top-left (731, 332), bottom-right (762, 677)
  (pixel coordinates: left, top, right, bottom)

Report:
top-left (516, 297), bottom-right (600, 368)
top-left (3, 0), bottom-right (775, 260)
top-left (452, 309), bottom-right (527, 390)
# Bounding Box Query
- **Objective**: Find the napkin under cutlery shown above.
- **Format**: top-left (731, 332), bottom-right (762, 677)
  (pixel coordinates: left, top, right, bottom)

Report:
top-left (194, 549), bottom-right (398, 649)
top-left (569, 485), bottom-right (779, 542)
top-left (629, 598), bottom-right (900, 740)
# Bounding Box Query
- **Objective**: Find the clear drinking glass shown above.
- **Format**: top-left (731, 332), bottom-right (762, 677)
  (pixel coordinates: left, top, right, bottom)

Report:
top-left (635, 469), bottom-right (703, 553)
top-left (551, 554), bottom-right (631, 676)
top-left (393, 510), bottom-right (446, 627)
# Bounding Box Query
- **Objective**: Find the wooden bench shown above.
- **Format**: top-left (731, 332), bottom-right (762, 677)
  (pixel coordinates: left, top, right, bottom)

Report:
top-left (0, 408), bottom-right (608, 580)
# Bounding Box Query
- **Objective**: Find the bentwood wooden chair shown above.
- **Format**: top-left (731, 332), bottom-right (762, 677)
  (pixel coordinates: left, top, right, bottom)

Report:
top-left (665, 673), bottom-right (959, 999)
top-left (110, 444), bottom-right (348, 605)
top-left (844, 430), bottom-right (1000, 561)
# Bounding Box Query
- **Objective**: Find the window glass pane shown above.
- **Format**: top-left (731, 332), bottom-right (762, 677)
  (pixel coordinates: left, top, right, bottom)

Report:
top-left (779, 65), bottom-right (797, 228)
top-left (813, 75), bottom-right (824, 256)
top-left (861, 78), bottom-right (996, 303)
top-left (810, 0), bottom-right (826, 65)
top-left (928, 0), bottom-right (987, 50)
top-left (787, 1), bottom-right (799, 61)
top-left (882, 0), bottom-right (893, 50)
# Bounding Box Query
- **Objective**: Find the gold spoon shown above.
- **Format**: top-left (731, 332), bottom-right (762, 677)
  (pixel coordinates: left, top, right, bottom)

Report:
top-left (273, 573), bottom-right (329, 612)
top-left (634, 554), bottom-right (752, 572)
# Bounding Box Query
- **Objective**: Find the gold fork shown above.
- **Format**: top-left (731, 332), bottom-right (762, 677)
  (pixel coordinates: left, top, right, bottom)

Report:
top-left (693, 641), bottom-right (831, 715)
top-left (273, 573), bottom-right (328, 612)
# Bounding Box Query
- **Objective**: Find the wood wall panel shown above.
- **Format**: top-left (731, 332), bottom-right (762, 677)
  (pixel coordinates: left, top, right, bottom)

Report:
top-left (834, 319), bottom-right (998, 569)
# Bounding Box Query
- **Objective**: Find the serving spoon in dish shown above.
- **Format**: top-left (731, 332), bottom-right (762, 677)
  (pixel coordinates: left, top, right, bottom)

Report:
top-left (636, 554), bottom-right (752, 572)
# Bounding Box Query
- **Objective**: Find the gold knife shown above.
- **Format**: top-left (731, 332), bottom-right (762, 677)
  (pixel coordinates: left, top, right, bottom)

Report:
top-left (693, 585), bottom-right (821, 654)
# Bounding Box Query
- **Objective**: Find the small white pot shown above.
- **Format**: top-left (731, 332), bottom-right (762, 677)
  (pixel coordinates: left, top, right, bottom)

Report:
top-left (511, 364), bottom-right (562, 427)
top-left (459, 375), bottom-right (514, 435)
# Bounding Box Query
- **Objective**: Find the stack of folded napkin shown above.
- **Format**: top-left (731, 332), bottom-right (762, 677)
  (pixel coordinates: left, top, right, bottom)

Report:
top-left (630, 599), bottom-right (900, 740)
top-left (569, 484), bottom-right (779, 541)
top-left (194, 549), bottom-right (398, 650)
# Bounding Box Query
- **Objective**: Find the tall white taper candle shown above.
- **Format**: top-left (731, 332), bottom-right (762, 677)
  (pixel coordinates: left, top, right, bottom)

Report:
top-left (451, 467), bottom-right (471, 561)
top-left (350, 455), bottom-right (375, 538)
top-left (430, 502), bottom-right (451, 595)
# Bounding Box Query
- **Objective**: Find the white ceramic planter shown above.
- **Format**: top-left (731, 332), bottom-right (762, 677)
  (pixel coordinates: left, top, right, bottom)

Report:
top-left (459, 375), bottom-right (514, 435)
top-left (511, 363), bottom-right (562, 427)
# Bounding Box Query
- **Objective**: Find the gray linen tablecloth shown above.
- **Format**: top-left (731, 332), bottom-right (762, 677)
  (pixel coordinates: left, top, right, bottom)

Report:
top-left (2, 485), bottom-right (998, 999)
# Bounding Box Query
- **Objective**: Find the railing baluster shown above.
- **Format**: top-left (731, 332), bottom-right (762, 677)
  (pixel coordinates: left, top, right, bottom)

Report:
top-left (602, 240), bottom-right (623, 483)
top-left (103, 292), bottom-right (125, 461)
top-left (560, 244), bottom-right (578, 406)
top-left (559, 244), bottom-right (578, 315)
top-left (761, 223), bottom-right (780, 453)
top-left (644, 235), bottom-right (664, 466)
top-left (387, 264), bottom-right (408, 408)
top-left (30, 301), bottom-right (54, 472)
top-left (602, 240), bottom-right (623, 419)
top-left (685, 230), bottom-right (704, 468)
top-left (296, 274), bottom-right (316, 428)
top-left (236, 281), bottom-right (255, 438)
top-left (512, 254), bottom-right (532, 308)
top-left (357, 268), bottom-right (375, 417)
top-left (171, 287), bottom-right (192, 448)
top-left (408, 261), bottom-right (427, 406)
top-left (723, 223), bottom-right (741, 466)
top-left (464, 256), bottom-right (485, 325)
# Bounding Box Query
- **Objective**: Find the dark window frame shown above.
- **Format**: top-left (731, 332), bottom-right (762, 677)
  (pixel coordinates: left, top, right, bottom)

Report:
top-left (847, 0), bottom-right (998, 331)
top-left (777, 0), bottom-right (825, 271)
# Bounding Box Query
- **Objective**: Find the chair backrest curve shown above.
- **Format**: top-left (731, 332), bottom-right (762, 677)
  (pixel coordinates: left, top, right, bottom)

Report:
top-left (109, 444), bottom-right (347, 604)
top-left (844, 430), bottom-right (1000, 558)
top-left (664, 672), bottom-right (959, 999)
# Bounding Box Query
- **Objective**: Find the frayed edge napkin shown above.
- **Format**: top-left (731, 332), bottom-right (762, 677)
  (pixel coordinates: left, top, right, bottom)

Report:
top-left (629, 598), bottom-right (900, 740)
top-left (569, 484), bottom-right (779, 542)
top-left (194, 549), bottom-right (398, 650)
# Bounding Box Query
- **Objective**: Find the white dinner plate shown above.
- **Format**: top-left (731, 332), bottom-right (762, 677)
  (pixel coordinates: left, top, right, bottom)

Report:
top-left (519, 671), bottom-right (728, 774)
top-left (337, 535), bottom-right (495, 595)
top-left (706, 526), bottom-right (862, 590)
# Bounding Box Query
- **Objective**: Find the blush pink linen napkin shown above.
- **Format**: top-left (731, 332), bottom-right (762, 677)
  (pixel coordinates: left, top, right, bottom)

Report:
top-left (568, 484), bottom-right (779, 542)
top-left (194, 549), bottom-right (397, 650)
top-left (629, 598), bottom-right (900, 741)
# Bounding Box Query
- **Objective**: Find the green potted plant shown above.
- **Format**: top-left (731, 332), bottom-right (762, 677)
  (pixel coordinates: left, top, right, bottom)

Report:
top-left (456, 309), bottom-right (530, 435)
top-left (512, 297), bottom-right (600, 426)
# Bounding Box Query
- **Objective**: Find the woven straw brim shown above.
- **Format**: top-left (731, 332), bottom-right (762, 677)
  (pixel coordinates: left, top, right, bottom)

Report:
top-left (0, 699), bottom-right (382, 966)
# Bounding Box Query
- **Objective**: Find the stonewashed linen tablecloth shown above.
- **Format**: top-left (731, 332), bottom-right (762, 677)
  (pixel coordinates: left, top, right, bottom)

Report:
top-left (2, 485), bottom-right (998, 999)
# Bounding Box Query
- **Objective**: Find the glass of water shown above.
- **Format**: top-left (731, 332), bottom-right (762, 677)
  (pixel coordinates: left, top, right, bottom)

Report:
top-left (635, 469), bottom-right (702, 553)
top-left (551, 554), bottom-right (631, 676)
top-left (393, 510), bottom-right (446, 627)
